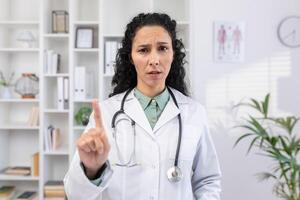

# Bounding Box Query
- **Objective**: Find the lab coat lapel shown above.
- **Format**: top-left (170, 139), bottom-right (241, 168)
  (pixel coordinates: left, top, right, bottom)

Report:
top-left (153, 96), bottom-right (180, 133)
top-left (122, 93), bottom-right (153, 135)
top-left (114, 88), bottom-right (187, 136)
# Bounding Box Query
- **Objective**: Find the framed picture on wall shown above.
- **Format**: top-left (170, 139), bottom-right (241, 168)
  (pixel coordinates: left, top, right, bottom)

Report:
top-left (75, 27), bottom-right (94, 48)
top-left (213, 21), bottom-right (245, 63)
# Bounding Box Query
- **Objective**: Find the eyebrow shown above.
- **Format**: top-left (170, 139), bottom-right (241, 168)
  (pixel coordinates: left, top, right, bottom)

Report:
top-left (137, 41), bottom-right (170, 47)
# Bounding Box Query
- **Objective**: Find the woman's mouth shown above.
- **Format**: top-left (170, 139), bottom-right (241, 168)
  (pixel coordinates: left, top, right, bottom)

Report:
top-left (148, 71), bottom-right (161, 74)
top-left (147, 71), bottom-right (162, 79)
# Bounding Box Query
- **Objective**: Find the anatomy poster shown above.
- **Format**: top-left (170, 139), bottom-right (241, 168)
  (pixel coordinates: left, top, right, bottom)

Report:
top-left (214, 21), bottom-right (245, 63)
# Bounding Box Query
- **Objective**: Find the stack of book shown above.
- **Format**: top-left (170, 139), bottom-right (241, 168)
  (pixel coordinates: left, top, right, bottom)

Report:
top-left (4, 167), bottom-right (31, 176)
top-left (44, 181), bottom-right (65, 199)
top-left (0, 186), bottom-right (16, 200)
top-left (44, 125), bottom-right (61, 152)
top-left (44, 50), bottom-right (61, 74)
top-left (16, 191), bottom-right (37, 200)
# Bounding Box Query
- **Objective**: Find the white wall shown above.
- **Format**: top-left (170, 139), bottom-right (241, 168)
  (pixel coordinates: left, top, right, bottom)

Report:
top-left (190, 0), bottom-right (300, 200)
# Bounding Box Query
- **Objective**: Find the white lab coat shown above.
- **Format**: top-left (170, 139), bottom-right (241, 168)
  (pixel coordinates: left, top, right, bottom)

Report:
top-left (64, 88), bottom-right (221, 200)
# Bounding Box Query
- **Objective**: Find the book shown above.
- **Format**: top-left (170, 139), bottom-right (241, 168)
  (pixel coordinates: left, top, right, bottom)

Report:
top-left (44, 125), bottom-right (62, 151)
top-left (46, 50), bottom-right (53, 74)
top-left (57, 77), bottom-right (64, 110)
top-left (52, 128), bottom-right (61, 150)
top-left (63, 77), bottom-right (69, 109)
top-left (44, 180), bottom-right (65, 198)
top-left (74, 66), bottom-right (86, 100)
top-left (32, 107), bottom-right (39, 126)
top-left (4, 167), bottom-right (31, 176)
top-left (16, 191), bottom-right (37, 200)
top-left (27, 107), bottom-right (39, 126)
top-left (31, 152), bottom-right (39, 177)
top-left (44, 180), bottom-right (64, 191)
top-left (44, 50), bottom-right (61, 74)
top-left (104, 41), bottom-right (121, 76)
top-left (85, 70), bottom-right (94, 99)
top-left (44, 125), bottom-right (53, 151)
top-left (44, 190), bottom-right (65, 198)
top-left (0, 186), bottom-right (16, 199)
top-left (52, 53), bottom-right (61, 74)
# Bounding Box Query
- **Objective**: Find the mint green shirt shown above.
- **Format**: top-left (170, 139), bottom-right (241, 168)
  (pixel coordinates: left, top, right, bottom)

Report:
top-left (134, 87), bottom-right (170, 129)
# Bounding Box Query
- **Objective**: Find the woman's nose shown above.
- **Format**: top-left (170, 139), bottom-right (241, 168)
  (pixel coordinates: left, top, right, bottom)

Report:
top-left (149, 52), bottom-right (159, 66)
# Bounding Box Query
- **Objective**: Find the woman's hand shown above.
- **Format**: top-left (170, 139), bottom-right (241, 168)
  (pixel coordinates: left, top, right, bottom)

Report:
top-left (76, 100), bottom-right (111, 179)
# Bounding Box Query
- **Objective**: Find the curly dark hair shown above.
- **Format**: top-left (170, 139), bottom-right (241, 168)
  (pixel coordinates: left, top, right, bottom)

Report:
top-left (109, 12), bottom-right (189, 97)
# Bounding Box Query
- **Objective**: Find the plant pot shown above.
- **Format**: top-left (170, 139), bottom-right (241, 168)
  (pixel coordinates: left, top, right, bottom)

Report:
top-left (0, 86), bottom-right (13, 99)
top-left (81, 114), bottom-right (90, 126)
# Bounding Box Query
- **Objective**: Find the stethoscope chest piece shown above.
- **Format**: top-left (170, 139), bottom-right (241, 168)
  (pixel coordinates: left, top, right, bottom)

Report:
top-left (167, 166), bottom-right (182, 182)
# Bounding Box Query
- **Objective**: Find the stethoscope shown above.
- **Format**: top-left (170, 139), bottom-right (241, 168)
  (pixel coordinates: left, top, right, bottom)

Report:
top-left (111, 87), bottom-right (183, 183)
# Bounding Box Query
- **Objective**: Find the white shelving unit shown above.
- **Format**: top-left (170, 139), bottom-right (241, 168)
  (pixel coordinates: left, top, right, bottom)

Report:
top-left (0, 0), bottom-right (190, 199)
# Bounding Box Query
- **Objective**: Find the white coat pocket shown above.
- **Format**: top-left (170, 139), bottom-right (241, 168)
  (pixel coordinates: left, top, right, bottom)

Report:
top-left (168, 124), bottom-right (200, 162)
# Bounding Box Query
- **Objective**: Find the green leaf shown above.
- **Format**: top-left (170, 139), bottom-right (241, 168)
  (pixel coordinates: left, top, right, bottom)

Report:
top-left (279, 166), bottom-right (291, 179)
top-left (248, 116), bottom-right (268, 137)
top-left (278, 136), bottom-right (290, 155)
top-left (256, 172), bottom-right (277, 182)
top-left (247, 136), bottom-right (260, 154)
top-left (250, 98), bottom-right (262, 113)
top-left (272, 116), bottom-right (300, 135)
top-left (237, 124), bottom-right (261, 135)
top-left (270, 136), bottom-right (278, 147)
top-left (233, 133), bottom-right (254, 148)
top-left (262, 93), bottom-right (270, 118)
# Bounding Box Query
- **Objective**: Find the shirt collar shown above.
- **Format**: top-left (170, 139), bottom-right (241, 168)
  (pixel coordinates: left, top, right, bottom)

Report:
top-left (134, 87), bottom-right (170, 110)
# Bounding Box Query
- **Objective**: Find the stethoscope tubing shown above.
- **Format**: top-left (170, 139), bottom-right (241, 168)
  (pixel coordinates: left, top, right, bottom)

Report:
top-left (111, 87), bottom-right (182, 181)
top-left (166, 87), bottom-right (182, 168)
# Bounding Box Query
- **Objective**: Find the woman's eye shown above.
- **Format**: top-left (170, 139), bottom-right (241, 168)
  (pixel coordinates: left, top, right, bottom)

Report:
top-left (138, 48), bottom-right (148, 53)
top-left (159, 46), bottom-right (168, 52)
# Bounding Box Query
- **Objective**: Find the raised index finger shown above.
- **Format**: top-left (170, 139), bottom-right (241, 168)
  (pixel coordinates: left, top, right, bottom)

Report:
top-left (92, 99), bottom-right (104, 129)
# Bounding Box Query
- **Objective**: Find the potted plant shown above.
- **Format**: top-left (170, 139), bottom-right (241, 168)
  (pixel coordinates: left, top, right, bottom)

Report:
top-left (0, 70), bottom-right (15, 99)
top-left (75, 106), bottom-right (92, 126)
top-left (233, 94), bottom-right (300, 200)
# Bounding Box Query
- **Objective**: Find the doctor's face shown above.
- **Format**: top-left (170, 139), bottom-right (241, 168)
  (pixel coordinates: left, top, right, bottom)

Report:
top-left (131, 25), bottom-right (174, 93)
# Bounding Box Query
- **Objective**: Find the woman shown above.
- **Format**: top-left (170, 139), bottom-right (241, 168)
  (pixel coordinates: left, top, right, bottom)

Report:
top-left (64, 13), bottom-right (221, 200)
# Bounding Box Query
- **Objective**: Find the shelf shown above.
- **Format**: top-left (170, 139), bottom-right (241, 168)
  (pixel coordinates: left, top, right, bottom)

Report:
top-left (44, 73), bottom-right (69, 77)
top-left (73, 99), bottom-right (93, 103)
top-left (0, 174), bottom-right (39, 181)
top-left (0, 99), bottom-right (39, 103)
top-left (103, 34), bottom-right (123, 38)
top-left (103, 73), bottom-right (114, 77)
top-left (73, 48), bottom-right (99, 52)
top-left (44, 150), bottom-right (69, 156)
top-left (177, 21), bottom-right (189, 25)
top-left (44, 109), bottom-right (69, 113)
top-left (0, 21), bottom-right (39, 25)
top-left (74, 21), bottom-right (99, 25)
top-left (44, 33), bottom-right (69, 38)
top-left (0, 125), bottom-right (39, 130)
top-left (73, 126), bottom-right (86, 130)
top-left (0, 48), bottom-right (39, 52)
